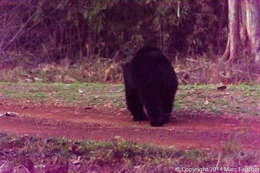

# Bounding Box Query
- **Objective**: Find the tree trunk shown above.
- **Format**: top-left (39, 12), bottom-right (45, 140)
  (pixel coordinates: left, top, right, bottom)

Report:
top-left (222, 0), bottom-right (240, 62)
top-left (222, 0), bottom-right (260, 81)
top-left (245, 1), bottom-right (260, 65)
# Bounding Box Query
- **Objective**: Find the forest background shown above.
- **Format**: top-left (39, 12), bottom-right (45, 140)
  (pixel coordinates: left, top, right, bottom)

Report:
top-left (1, 0), bottom-right (256, 84)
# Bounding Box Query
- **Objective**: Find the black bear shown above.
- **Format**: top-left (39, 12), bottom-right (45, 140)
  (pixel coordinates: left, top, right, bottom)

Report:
top-left (123, 46), bottom-right (178, 126)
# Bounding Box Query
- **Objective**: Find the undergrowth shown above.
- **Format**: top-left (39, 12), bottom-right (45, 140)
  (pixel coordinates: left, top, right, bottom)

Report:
top-left (0, 56), bottom-right (259, 84)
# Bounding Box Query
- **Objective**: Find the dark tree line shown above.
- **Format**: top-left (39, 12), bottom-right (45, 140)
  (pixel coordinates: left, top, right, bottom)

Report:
top-left (0, 0), bottom-right (227, 64)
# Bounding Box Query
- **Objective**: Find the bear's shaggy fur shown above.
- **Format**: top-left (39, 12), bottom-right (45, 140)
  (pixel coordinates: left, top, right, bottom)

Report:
top-left (123, 46), bottom-right (178, 126)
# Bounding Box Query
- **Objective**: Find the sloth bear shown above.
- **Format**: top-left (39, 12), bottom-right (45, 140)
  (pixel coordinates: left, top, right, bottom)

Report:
top-left (123, 46), bottom-right (178, 126)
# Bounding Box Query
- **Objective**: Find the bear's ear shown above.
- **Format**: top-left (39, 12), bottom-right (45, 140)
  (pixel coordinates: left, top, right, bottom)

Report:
top-left (121, 63), bottom-right (126, 69)
top-left (121, 62), bottom-right (130, 71)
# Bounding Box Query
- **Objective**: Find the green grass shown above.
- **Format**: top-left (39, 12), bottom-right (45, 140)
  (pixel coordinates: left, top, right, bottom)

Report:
top-left (0, 134), bottom-right (259, 172)
top-left (177, 84), bottom-right (260, 116)
top-left (0, 83), bottom-right (259, 171)
top-left (0, 82), bottom-right (259, 115)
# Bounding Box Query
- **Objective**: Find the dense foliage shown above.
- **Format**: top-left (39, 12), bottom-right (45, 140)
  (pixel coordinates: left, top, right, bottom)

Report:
top-left (0, 0), bottom-right (227, 64)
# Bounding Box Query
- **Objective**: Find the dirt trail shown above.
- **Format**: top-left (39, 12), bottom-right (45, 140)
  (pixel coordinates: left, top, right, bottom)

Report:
top-left (0, 99), bottom-right (260, 149)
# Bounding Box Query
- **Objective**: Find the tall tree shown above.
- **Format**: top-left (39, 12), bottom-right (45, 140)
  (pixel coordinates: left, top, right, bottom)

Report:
top-left (223, 0), bottom-right (260, 80)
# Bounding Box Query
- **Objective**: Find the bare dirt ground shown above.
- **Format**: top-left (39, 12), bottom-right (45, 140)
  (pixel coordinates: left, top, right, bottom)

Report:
top-left (0, 98), bottom-right (260, 150)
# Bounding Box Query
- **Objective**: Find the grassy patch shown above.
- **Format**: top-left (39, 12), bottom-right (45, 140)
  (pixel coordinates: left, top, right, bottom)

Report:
top-left (0, 82), bottom-right (259, 115)
top-left (0, 134), bottom-right (259, 172)
top-left (177, 84), bottom-right (260, 116)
